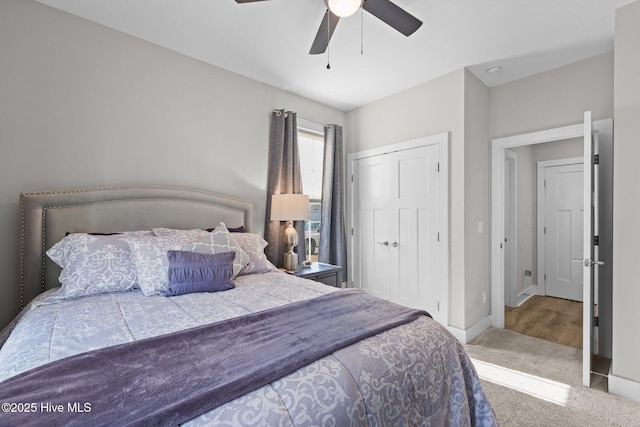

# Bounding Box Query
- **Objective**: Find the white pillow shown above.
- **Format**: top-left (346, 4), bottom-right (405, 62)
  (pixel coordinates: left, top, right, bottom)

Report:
top-left (151, 228), bottom-right (208, 239)
top-left (127, 233), bottom-right (204, 296)
top-left (46, 231), bottom-right (151, 299)
top-left (181, 223), bottom-right (250, 277)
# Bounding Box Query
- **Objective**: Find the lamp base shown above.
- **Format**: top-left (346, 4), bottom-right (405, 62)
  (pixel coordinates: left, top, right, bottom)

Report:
top-left (283, 220), bottom-right (299, 272)
top-left (284, 251), bottom-right (298, 272)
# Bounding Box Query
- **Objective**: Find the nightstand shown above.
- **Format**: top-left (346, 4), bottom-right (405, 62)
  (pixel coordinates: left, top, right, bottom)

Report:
top-left (294, 262), bottom-right (343, 287)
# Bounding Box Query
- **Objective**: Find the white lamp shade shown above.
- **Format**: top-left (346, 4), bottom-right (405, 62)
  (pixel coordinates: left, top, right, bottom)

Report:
top-left (270, 194), bottom-right (311, 221)
top-left (326, 0), bottom-right (361, 17)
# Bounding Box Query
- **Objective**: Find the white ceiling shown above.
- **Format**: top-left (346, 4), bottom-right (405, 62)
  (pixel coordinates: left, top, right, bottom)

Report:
top-left (35, 0), bottom-right (633, 111)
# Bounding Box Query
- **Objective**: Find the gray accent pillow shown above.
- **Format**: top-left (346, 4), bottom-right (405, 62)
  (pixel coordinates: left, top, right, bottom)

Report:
top-left (46, 231), bottom-right (151, 299)
top-left (165, 250), bottom-right (236, 296)
top-left (232, 233), bottom-right (278, 275)
top-left (181, 223), bottom-right (250, 277)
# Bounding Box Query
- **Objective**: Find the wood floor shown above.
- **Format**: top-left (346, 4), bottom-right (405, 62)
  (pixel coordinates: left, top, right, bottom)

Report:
top-left (505, 295), bottom-right (582, 349)
top-left (505, 295), bottom-right (612, 389)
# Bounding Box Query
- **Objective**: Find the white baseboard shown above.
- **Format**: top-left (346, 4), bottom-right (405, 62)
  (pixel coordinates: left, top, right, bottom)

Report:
top-left (516, 285), bottom-right (537, 306)
top-left (447, 315), bottom-right (493, 344)
top-left (609, 373), bottom-right (640, 404)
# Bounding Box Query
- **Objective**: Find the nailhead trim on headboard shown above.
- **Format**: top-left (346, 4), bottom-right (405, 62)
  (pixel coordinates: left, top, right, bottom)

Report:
top-left (19, 195), bottom-right (25, 309)
top-left (40, 209), bottom-right (47, 294)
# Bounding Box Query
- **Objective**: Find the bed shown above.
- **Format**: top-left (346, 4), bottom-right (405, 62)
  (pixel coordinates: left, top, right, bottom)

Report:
top-left (0, 186), bottom-right (497, 426)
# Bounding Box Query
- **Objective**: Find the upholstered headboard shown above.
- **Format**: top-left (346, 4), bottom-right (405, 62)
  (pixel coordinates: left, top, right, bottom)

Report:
top-left (19, 186), bottom-right (254, 308)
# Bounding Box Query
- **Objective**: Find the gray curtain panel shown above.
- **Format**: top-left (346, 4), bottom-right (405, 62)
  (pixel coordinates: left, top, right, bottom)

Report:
top-left (319, 124), bottom-right (347, 282)
top-left (264, 110), bottom-right (307, 268)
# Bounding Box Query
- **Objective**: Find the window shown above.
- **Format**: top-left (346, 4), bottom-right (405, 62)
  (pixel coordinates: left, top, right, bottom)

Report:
top-left (297, 121), bottom-right (324, 260)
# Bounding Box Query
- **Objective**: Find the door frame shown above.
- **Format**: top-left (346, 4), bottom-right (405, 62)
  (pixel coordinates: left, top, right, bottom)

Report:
top-left (347, 132), bottom-right (449, 325)
top-left (491, 118), bottom-right (611, 328)
top-left (536, 157), bottom-right (584, 298)
top-left (504, 150), bottom-right (518, 307)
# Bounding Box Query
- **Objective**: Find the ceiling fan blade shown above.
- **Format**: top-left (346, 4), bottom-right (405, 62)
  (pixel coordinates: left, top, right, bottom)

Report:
top-left (235, 0), bottom-right (270, 3)
top-left (363, 0), bottom-right (422, 36)
top-left (309, 10), bottom-right (340, 55)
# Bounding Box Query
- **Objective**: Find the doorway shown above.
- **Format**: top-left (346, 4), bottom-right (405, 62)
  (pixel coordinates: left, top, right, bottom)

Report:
top-left (502, 143), bottom-right (585, 310)
top-left (491, 115), bottom-right (613, 386)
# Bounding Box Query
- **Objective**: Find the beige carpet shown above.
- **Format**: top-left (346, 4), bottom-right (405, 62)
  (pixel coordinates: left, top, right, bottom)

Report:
top-left (465, 328), bottom-right (640, 427)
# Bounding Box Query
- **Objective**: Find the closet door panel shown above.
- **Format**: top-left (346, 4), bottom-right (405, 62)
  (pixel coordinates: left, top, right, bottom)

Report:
top-left (396, 208), bottom-right (418, 304)
top-left (391, 145), bottom-right (440, 313)
top-left (372, 209), bottom-right (390, 297)
top-left (353, 155), bottom-right (389, 298)
top-left (397, 155), bottom-right (430, 199)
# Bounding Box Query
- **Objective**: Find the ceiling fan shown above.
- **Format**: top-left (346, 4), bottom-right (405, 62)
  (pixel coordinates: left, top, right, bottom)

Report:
top-left (235, 0), bottom-right (423, 54)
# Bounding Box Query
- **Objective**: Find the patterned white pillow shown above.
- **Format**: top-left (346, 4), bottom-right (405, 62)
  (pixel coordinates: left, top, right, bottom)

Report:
top-left (233, 233), bottom-right (278, 275)
top-left (182, 223), bottom-right (250, 277)
top-left (127, 233), bottom-right (204, 296)
top-left (151, 228), bottom-right (208, 239)
top-left (46, 231), bottom-right (151, 299)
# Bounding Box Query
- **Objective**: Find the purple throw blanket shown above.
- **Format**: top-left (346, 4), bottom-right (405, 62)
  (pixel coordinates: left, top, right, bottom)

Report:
top-left (0, 289), bottom-right (428, 426)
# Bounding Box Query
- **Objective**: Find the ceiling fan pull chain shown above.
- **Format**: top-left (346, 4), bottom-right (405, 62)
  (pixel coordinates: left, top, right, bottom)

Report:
top-left (361, 7), bottom-right (364, 55)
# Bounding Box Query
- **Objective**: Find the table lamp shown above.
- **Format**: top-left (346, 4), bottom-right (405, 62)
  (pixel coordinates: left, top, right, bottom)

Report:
top-left (271, 194), bottom-right (310, 272)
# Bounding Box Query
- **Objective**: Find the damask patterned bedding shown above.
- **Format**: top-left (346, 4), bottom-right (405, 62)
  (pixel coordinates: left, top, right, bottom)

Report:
top-left (0, 214), bottom-right (496, 426)
top-left (0, 271), bottom-right (496, 426)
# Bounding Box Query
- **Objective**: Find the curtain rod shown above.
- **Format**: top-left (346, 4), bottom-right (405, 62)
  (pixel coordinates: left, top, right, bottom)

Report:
top-left (298, 118), bottom-right (324, 135)
top-left (272, 111), bottom-right (334, 134)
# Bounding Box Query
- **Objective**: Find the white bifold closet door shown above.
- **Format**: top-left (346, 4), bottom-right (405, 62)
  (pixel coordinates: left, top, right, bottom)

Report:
top-left (352, 144), bottom-right (442, 322)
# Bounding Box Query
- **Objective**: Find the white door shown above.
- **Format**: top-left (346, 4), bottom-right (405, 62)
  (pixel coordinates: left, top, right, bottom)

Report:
top-left (352, 154), bottom-right (390, 300)
top-left (545, 163), bottom-right (584, 301)
top-left (390, 145), bottom-right (440, 315)
top-left (352, 143), bottom-right (442, 323)
top-left (582, 111), bottom-right (602, 388)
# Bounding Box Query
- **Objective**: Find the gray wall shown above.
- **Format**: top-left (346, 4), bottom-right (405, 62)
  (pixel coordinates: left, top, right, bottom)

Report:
top-left (509, 145), bottom-right (534, 299)
top-left (0, 0), bottom-right (346, 328)
top-left (463, 71), bottom-right (491, 328)
top-left (612, 0), bottom-right (640, 400)
top-left (490, 52), bottom-right (614, 138)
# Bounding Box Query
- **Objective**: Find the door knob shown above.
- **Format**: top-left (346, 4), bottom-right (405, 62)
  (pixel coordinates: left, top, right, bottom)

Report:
top-left (573, 258), bottom-right (605, 267)
top-left (377, 241), bottom-right (389, 246)
top-left (390, 241), bottom-right (399, 247)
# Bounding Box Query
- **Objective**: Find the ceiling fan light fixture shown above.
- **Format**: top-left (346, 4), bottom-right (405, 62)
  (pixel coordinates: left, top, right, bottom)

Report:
top-left (326, 0), bottom-right (361, 17)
